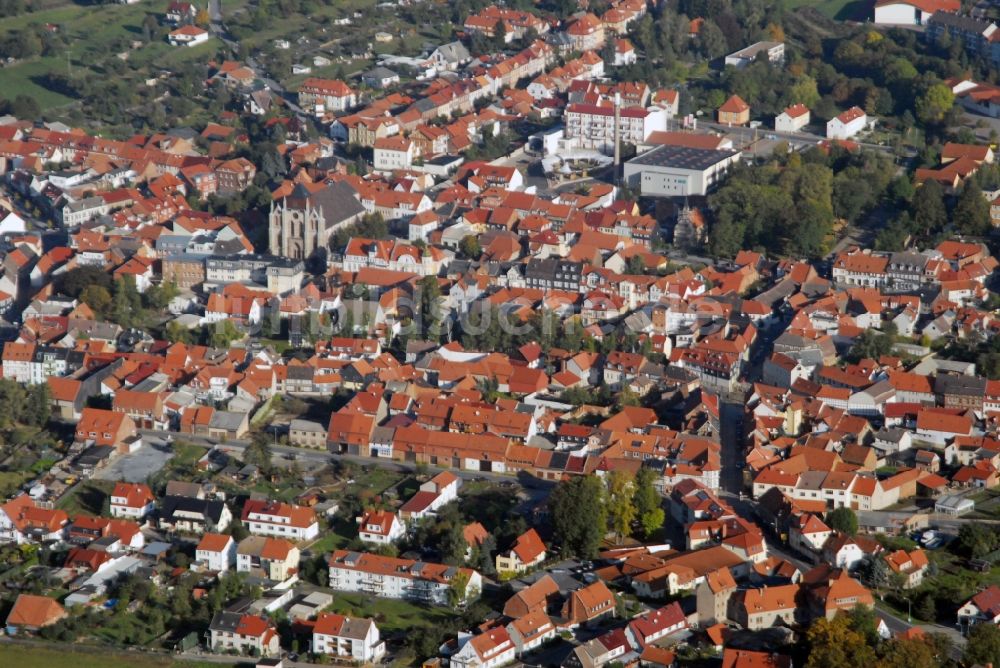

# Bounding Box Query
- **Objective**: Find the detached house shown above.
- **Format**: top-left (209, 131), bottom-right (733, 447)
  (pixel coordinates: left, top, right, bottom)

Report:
top-left (0, 495), bottom-right (68, 544)
top-left (732, 584), bottom-right (800, 630)
top-left (450, 627), bottom-right (517, 668)
top-left (373, 136), bottom-right (416, 172)
top-left (775, 104), bottom-right (810, 133)
top-left (826, 107), bottom-right (868, 140)
top-left (959, 584), bottom-right (1000, 628)
top-left (399, 471), bottom-right (460, 522)
top-left (159, 495), bottom-right (232, 535)
top-left (313, 612), bottom-right (386, 662)
top-left (5, 594), bottom-right (67, 633)
top-left (298, 78), bottom-right (357, 116)
top-left (884, 548), bottom-right (928, 588)
top-left (626, 602), bottom-right (688, 648)
top-left (209, 612), bottom-right (280, 657)
top-left (195, 533), bottom-right (237, 572)
top-left (236, 536), bottom-right (300, 582)
top-left (357, 509), bottom-right (405, 544)
top-left (496, 528), bottom-right (546, 574)
top-left (242, 499), bottom-right (319, 541)
top-left (718, 95), bottom-right (750, 125)
top-left (168, 24), bottom-right (209, 47)
top-left (109, 482), bottom-right (156, 520)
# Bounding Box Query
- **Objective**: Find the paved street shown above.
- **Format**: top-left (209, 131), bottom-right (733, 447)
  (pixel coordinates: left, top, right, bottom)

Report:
top-left (719, 400), bottom-right (745, 495)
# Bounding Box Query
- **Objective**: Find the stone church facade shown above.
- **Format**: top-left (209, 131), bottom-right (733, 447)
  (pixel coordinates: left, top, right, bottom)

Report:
top-left (269, 182), bottom-right (366, 260)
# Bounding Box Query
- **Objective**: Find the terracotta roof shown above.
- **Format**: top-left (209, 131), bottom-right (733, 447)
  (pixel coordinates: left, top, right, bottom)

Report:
top-left (197, 532), bottom-right (233, 553)
top-left (719, 95), bottom-right (749, 113)
top-left (6, 594), bottom-right (66, 629)
top-left (510, 528), bottom-right (546, 564)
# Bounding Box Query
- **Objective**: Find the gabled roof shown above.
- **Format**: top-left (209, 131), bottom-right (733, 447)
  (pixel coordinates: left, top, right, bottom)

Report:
top-left (6, 594), bottom-right (66, 629)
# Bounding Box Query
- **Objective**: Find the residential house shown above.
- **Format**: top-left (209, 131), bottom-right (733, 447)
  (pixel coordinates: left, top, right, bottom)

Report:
top-left (208, 612), bottom-right (280, 657)
top-left (775, 104), bottom-right (810, 133)
top-left (827, 107), bottom-right (868, 140)
top-left (5, 594), bottom-right (67, 633)
top-left (195, 533), bottom-right (237, 572)
top-left (357, 509), bottom-right (405, 544)
top-left (496, 528), bottom-right (546, 574)
top-left (109, 482), bottom-right (156, 520)
top-left (242, 499), bottom-right (319, 541)
top-left (562, 580), bottom-right (616, 627)
top-left (327, 550), bottom-right (482, 604)
top-left (236, 536), bottom-right (300, 582)
top-left (718, 95), bottom-right (750, 125)
top-left (312, 613), bottom-right (386, 662)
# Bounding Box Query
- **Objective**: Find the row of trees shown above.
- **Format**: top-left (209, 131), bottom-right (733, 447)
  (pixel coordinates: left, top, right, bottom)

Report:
top-left (548, 469), bottom-right (665, 558)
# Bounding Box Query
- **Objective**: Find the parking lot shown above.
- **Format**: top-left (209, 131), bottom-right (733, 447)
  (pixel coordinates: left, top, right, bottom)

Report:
top-left (93, 442), bottom-right (175, 483)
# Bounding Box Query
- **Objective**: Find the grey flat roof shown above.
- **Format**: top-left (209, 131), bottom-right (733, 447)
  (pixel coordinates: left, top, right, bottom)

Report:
top-left (628, 144), bottom-right (739, 171)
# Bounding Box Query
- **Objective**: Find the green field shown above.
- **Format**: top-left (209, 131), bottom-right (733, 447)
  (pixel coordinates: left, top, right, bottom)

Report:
top-left (0, 57), bottom-right (76, 110)
top-left (0, 0), bottom-right (220, 111)
top-left (783, 0), bottom-right (868, 21)
top-left (0, 645), bottom-right (233, 668)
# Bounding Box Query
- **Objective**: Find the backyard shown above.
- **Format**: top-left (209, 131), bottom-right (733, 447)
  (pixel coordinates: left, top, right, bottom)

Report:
top-left (323, 591), bottom-right (462, 635)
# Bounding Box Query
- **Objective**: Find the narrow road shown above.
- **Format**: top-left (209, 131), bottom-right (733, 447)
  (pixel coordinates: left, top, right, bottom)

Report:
top-left (719, 399), bottom-right (745, 495)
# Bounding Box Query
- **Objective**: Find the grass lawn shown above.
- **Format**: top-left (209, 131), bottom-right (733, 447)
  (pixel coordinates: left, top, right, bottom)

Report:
top-left (172, 442), bottom-right (208, 466)
top-left (0, 57), bottom-right (77, 110)
top-left (324, 591), bottom-right (461, 634)
top-left (304, 526), bottom-right (351, 554)
top-left (783, 0), bottom-right (868, 21)
top-left (345, 467), bottom-right (408, 496)
top-left (0, 470), bottom-right (32, 498)
top-left (0, 645), bottom-right (232, 668)
top-left (56, 480), bottom-right (114, 516)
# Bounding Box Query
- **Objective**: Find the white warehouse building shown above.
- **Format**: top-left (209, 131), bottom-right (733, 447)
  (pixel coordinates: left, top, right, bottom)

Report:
top-left (622, 145), bottom-right (742, 197)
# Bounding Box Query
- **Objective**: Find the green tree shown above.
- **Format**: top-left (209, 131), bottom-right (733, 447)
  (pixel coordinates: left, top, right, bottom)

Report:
top-left (79, 284), bottom-right (112, 316)
top-left (459, 235), bottom-right (482, 260)
top-left (954, 180), bottom-right (991, 236)
top-left (964, 621), bottom-right (1000, 667)
top-left (914, 83), bottom-right (954, 125)
top-left (25, 384), bottom-right (50, 428)
top-left (165, 321), bottom-right (193, 344)
top-left (805, 615), bottom-right (877, 668)
top-left (111, 276), bottom-right (143, 328)
top-left (825, 507), bottom-right (858, 536)
top-left (633, 467), bottom-right (663, 538)
top-left (847, 329), bottom-right (894, 363)
top-left (549, 475), bottom-right (607, 558)
top-left (957, 522), bottom-right (998, 558)
top-left (911, 179), bottom-right (947, 236)
top-left (447, 570), bottom-right (470, 607)
top-left (210, 320), bottom-right (242, 348)
top-left (789, 75), bottom-right (821, 108)
top-left (880, 637), bottom-right (940, 668)
top-left (606, 470), bottom-right (637, 543)
top-left (418, 275), bottom-right (443, 340)
top-left (54, 265), bottom-right (112, 299)
top-left (845, 605), bottom-right (880, 646)
top-left (243, 431), bottom-right (273, 472)
top-left (144, 279), bottom-right (179, 310)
